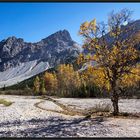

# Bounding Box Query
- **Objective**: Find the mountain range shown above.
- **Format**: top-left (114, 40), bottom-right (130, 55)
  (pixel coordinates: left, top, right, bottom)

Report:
top-left (0, 19), bottom-right (140, 88)
top-left (0, 30), bottom-right (81, 88)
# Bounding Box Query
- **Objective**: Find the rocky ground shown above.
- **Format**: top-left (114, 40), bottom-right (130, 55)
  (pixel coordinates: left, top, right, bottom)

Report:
top-left (0, 95), bottom-right (139, 137)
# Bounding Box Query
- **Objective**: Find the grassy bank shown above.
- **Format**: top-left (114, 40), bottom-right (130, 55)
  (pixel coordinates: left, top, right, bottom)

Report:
top-left (0, 99), bottom-right (13, 106)
top-left (0, 89), bottom-right (33, 96)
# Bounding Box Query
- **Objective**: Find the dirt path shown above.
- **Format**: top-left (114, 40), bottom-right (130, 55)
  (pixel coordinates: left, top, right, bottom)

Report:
top-left (35, 96), bottom-right (92, 116)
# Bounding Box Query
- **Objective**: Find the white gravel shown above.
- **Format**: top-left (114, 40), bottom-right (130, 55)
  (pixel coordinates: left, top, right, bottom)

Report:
top-left (0, 95), bottom-right (139, 137)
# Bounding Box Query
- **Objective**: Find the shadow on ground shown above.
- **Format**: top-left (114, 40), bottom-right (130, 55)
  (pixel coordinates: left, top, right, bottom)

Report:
top-left (0, 116), bottom-right (111, 137)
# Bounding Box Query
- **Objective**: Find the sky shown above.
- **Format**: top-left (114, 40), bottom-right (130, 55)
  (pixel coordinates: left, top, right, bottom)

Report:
top-left (0, 3), bottom-right (140, 44)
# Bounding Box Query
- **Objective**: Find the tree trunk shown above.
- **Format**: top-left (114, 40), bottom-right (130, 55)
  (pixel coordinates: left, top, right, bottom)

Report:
top-left (111, 90), bottom-right (119, 116)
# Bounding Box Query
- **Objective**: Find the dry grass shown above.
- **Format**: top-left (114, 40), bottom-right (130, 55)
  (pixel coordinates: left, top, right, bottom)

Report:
top-left (88, 102), bottom-right (112, 114)
top-left (0, 89), bottom-right (33, 96)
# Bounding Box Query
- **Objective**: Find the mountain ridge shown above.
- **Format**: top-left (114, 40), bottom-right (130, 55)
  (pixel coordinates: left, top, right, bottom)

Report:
top-left (0, 29), bottom-right (80, 72)
top-left (0, 29), bottom-right (80, 87)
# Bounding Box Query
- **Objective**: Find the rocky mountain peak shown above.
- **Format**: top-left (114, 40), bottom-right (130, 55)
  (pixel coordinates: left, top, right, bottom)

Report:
top-left (6, 36), bottom-right (17, 41)
top-left (5, 36), bottom-right (24, 43)
top-left (41, 29), bottom-right (72, 44)
top-left (0, 30), bottom-right (80, 72)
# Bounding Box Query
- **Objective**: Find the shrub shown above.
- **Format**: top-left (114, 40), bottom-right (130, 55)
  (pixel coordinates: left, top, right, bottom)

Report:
top-left (90, 102), bottom-right (112, 113)
top-left (0, 99), bottom-right (13, 106)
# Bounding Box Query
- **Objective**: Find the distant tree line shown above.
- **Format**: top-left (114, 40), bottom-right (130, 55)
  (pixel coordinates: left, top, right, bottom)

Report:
top-left (33, 64), bottom-right (101, 97)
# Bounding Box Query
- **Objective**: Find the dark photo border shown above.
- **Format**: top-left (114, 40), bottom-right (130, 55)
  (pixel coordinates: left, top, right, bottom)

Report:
top-left (0, 0), bottom-right (139, 140)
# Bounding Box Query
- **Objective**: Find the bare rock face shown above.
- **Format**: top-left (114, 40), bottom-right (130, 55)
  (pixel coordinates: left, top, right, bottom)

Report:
top-left (0, 30), bottom-right (80, 72)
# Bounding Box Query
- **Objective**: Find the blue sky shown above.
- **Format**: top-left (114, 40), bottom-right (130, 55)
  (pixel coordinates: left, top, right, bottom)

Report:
top-left (0, 3), bottom-right (140, 44)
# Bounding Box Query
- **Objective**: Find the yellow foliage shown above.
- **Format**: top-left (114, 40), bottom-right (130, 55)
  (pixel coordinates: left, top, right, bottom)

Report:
top-left (33, 76), bottom-right (40, 93)
top-left (121, 64), bottom-right (140, 87)
top-left (78, 16), bottom-right (140, 95)
top-left (79, 21), bottom-right (90, 35)
top-left (89, 19), bottom-right (96, 32)
top-left (44, 72), bottom-right (58, 93)
top-left (58, 64), bottom-right (81, 88)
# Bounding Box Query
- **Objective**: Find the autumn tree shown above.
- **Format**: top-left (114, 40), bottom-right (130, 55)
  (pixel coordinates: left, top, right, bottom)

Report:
top-left (40, 78), bottom-right (46, 95)
top-left (57, 64), bottom-right (81, 97)
top-left (79, 65), bottom-right (108, 97)
top-left (44, 72), bottom-right (58, 95)
top-left (119, 64), bottom-right (140, 96)
top-left (33, 76), bottom-right (40, 94)
top-left (78, 9), bottom-right (140, 115)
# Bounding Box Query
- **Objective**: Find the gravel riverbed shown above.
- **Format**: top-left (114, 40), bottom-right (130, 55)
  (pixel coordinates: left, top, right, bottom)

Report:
top-left (0, 95), bottom-right (139, 137)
